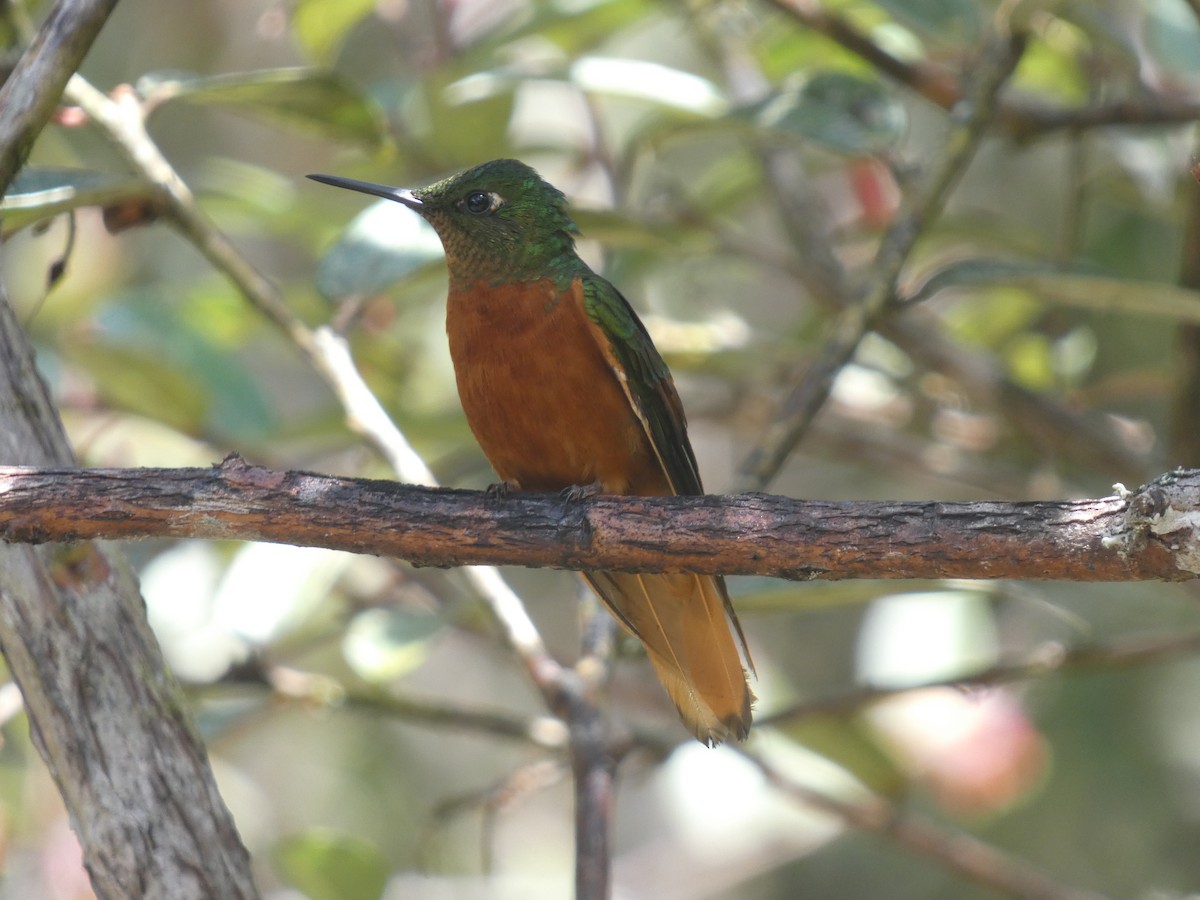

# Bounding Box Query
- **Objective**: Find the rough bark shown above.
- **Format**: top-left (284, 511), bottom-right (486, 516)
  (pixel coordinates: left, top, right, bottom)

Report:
top-left (1, 456), bottom-right (1195, 582)
top-left (0, 283), bottom-right (257, 900)
top-left (0, 0), bottom-right (118, 187)
top-left (0, 1), bottom-right (257, 895)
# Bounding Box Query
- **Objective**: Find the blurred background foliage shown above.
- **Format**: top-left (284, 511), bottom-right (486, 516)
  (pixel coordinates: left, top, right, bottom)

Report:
top-left (2, 0), bottom-right (1200, 897)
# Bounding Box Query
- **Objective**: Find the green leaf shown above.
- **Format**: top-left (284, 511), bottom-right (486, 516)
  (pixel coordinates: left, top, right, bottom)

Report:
top-left (291, 0), bottom-right (377, 64)
top-left (70, 344), bottom-right (210, 433)
top-left (137, 68), bottom-right (385, 146)
top-left (94, 293), bottom-right (276, 439)
top-left (1007, 331), bottom-right (1055, 390)
top-left (315, 198), bottom-right (445, 300)
top-left (1011, 25), bottom-right (1088, 104)
top-left (570, 56), bottom-right (726, 116)
top-left (869, 0), bottom-right (983, 44)
top-left (507, 0), bottom-right (655, 55)
top-left (343, 608), bottom-right (444, 683)
top-left (1, 167), bottom-right (152, 233)
top-left (275, 830), bottom-right (388, 900)
top-left (422, 72), bottom-right (517, 166)
top-left (745, 71), bottom-right (907, 155)
top-left (912, 258), bottom-right (1200, 324)
top-left (943, 285), bottom-right (1042, 348)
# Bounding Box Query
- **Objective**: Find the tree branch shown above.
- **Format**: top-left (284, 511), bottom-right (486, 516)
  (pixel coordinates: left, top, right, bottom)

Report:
top-left (0, 458), bottom-right (1195, 582)
top-left (208, 664), bottom-right (571, 750)
top-left (0, 0), bottom-right (118, 192)
top-left (0, 4), bottom-right (258, 897)
top-left (0, 304), bottom-right (257, 899)
top-left (999, 97), bottom-right (1200, 142)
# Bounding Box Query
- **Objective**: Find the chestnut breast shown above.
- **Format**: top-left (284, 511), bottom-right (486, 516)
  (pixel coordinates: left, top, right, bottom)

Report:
top-left (446, 277), bottom-right (669, 495)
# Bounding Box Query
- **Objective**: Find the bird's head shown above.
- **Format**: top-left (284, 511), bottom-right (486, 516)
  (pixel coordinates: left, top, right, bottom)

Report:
top-left (309, 159), bottom-right (582, 287)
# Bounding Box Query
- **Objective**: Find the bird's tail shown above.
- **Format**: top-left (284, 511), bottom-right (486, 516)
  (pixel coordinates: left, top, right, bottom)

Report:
top-left (584, 571), bottom-right (754, 745)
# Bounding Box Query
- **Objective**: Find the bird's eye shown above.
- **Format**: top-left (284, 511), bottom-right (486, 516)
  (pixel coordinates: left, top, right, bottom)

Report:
top-left (463, 191), bottom-right (493, 215)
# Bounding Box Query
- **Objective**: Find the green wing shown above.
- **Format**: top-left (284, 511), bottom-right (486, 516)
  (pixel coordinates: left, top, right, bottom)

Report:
top-left (581, 272), bottom-right (704, 496)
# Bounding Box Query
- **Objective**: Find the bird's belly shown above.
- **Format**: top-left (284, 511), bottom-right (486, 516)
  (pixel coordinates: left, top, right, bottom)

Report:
top-left (447, 279), bottom-right (666, 495)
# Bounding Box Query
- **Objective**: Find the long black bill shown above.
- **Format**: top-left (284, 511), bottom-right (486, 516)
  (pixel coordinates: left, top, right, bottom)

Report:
top-left (307, 173), bottom-right (422, 209)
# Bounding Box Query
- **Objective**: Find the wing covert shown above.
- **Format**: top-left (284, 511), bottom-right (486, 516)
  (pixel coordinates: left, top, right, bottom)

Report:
top-left (580, 273), bottom-right (704, 496)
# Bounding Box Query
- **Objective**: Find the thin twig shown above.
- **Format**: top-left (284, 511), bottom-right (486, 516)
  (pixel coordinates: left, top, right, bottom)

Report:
top-left (763, 0), bottom-right (961, 109)
top-left (760, 631), bottom-right (1200, 727)
top-left (1000, 97), bottom-right (1200, 143)
top-left (765, 0), bottom-right (1200, 142)
top-left (571, 592), bottom-right (622, 900)
top-left (427, 759), bottom-right (567, 874)
top-left (571, 693), bottom-right (618, 900)
top-left (207, 664), bottom-right (571, 749)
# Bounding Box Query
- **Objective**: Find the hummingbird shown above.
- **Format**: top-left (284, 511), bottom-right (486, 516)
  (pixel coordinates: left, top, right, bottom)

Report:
top-left (309, 160), bottom-right (754, 744)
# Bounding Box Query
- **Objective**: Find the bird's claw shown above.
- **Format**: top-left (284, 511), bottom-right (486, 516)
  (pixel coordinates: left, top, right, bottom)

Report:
top-left (486, 480), bottom-right (514, 498)
top-left (561, 481), bottom-right (603, 502)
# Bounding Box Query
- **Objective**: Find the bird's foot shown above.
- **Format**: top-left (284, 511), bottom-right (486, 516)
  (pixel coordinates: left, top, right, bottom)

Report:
top-left (560, 481), bottom-right (603, 502)
top-left (485, 480), bottom-right (514, 498)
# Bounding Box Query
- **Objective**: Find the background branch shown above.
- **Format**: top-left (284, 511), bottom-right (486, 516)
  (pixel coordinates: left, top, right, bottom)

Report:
top-left (766, 0), bottom-right (1200, 142)
top-left (761, 630), bottom-right (1200, 727)
top-left (738, 29), bottom-right (1027, 489)
top-left (749, 752), bottom-right (1107, 900)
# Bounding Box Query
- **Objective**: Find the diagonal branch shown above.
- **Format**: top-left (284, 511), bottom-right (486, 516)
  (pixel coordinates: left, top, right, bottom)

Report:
top-left (1, 460), bottom-right (1196, 582)
top-left (698, 11), bottom-right (1145, 481)
top-left (738, 30), bottom-right (1028, 489)
top-left (763, 0), bottom-right (961, 108)
top-left (764, 0), bottom-right (1200, 142)
top-left (749, 749), bottom-right (1108, 900)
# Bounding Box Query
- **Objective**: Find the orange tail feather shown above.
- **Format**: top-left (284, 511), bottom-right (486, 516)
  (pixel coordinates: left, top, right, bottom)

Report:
top-left (585, 571), bottom-right (753, 744)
